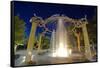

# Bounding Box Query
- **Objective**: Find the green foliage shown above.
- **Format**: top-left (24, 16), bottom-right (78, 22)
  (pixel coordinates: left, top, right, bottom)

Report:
top-left (14, 16), bottom-right (25, 45)
top-left (87, 15), bottom-right (97, 44)
top-left (41, 36), bottom-right (50, 49)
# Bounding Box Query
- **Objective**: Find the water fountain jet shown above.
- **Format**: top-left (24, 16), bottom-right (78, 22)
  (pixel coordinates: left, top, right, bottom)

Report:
top-left (51, 18), bottom-right (72, 57)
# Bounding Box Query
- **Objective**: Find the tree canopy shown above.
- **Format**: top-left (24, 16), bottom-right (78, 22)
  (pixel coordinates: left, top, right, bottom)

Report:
top-left (14, 16), bottom-right (25, 45)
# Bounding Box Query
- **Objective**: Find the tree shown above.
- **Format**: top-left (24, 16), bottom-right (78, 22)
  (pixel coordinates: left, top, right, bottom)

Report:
top-left (14, 16), bottom-right (25, 52)
top-left (41, 36), bottom-right (50, 49)
top-left (87, 15), bottom-right (97, 44)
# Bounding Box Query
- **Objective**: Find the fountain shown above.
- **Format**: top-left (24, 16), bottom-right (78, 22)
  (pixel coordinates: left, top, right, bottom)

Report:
top-left (51, 18), bottom-right (71, 57)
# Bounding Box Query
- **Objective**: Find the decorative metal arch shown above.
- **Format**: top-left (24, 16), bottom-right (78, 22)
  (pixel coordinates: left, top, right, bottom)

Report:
top-left (25, 15), bottom-right (92, 63)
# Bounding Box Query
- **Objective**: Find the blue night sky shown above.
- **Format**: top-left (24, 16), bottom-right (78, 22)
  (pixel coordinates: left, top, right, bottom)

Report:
top-left (13, 1), bottom-right (97, 38)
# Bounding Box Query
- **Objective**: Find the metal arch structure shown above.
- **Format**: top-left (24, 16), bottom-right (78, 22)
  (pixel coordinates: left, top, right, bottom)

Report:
top-left (44, 15), bottom-right (92, 60)
top-left (44, 15), bottom-right (86, 27)
top-left (25, 15), bottom-right (92, 63)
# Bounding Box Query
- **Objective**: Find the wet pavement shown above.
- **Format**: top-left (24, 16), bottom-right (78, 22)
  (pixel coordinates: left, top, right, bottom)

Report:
top-left (15, 50), bottom-right (96, 66)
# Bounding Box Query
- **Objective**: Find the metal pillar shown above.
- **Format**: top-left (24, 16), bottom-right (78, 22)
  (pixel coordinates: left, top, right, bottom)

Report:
top-left (25, 21), bottom-right (37, 62)
top-left (77, 33), bottom-right (81, 52)
top-left (82, 23), bottom-right (92, 60)
top-left (37, 34), bottom-right (42, 54)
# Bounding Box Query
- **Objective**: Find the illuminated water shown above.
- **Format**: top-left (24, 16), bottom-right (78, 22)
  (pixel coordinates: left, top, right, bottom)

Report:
top-left (51, 18), bottom-right (71, 57)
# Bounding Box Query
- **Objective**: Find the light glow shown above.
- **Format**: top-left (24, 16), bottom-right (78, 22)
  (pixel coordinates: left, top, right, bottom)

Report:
top-left (52, 18), bottom-right (72, 57)
top-left (52, 42), bottom-right (71, 57)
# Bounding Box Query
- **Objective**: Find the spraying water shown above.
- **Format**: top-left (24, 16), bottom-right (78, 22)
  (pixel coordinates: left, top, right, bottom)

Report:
top-left (51, 18), bottom-right (71, 57)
